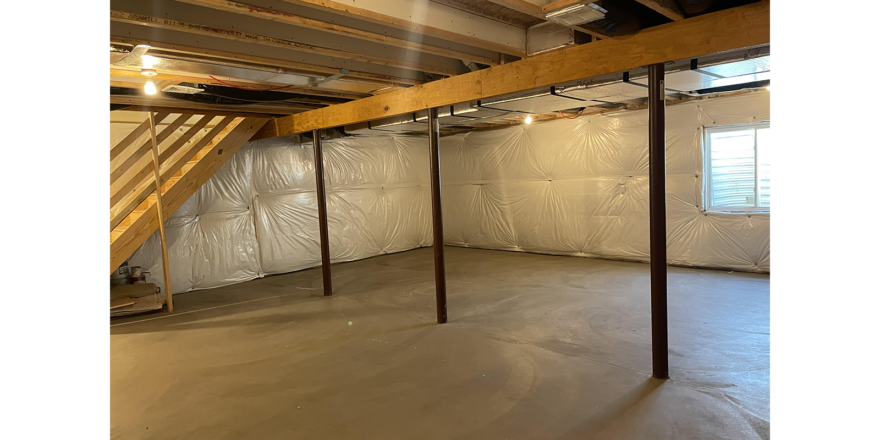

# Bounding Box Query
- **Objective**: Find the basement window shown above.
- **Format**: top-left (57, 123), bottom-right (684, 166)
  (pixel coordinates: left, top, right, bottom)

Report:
top-left (703, 122), bottom-right (771, 212)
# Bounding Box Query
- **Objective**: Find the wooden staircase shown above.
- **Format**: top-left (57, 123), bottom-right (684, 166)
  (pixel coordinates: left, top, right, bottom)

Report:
top-left (110, 113), bottom-right (268, 273)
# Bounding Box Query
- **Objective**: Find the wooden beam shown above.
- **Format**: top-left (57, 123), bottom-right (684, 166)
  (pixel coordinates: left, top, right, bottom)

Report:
top-left (542, 0), bottom-right (587, 12)
top-left (485, 0), bottom-right (546, 18)
top-left (110, 10), bottom-right (460, 76)
top-left (281, 0), bottom-right (527, 57)
top-left (111, 36), bottom-right (423, 86)
top-left (634, 0), bottom-right (686, 21)
top-left (148, 112), bottom-right (175, 312)
top-left (253, 1), bottom-right (769, 138)
top-left (174, 0), bottom-right (500, 66)
top-left (429, 0), bottom-right (532, 28)
top-left (110, 68), bottom-right (368, 101)
top-left (110, 298), bottom-right (137, 309)
top-left (110, 82), bottom-right (355, 107)
top-left (110, 94), bottom-right (313, 115)
top-left (111, 105), bottom-right (277, 119)
top-left (487, 0), bottom-right (611, 40)
top-left (110, 118), bottom-right (267, 273)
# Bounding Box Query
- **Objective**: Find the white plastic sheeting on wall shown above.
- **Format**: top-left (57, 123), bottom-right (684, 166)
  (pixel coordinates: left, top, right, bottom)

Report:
top-left (441, 91), bottom-right (770, 272)
top-left (128, 136), bottom-right (433, 295)
top-left (124, 90), bottom-right (769, 295)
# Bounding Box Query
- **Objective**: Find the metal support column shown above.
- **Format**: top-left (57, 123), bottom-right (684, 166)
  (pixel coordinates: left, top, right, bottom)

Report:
top-left (313, 129), bottom-right (333, 296)
top-left (648, 63), bottom-right (669, 379)
top-left (428, 108), bottom-right (448, 324)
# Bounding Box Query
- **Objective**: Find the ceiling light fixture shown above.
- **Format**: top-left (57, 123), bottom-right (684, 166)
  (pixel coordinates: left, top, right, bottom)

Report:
top-left (525, 115), bottom-right (533, 124)
top-left (141, 54), bottom-right (158, 69)
top-left (144, 81), bottom-right (157, 96)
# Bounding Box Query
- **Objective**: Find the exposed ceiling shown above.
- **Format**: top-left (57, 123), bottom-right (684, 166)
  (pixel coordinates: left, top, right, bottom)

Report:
top-left (109, 0), bottom-right (766, 131)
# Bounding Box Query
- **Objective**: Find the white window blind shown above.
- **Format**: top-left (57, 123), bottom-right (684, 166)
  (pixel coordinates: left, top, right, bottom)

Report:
top-left (704, 123), bottom-right (770, 211)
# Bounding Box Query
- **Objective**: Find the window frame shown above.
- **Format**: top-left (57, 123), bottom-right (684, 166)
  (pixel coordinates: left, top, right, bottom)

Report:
top-left (701, 121), bottom-right (771, 213)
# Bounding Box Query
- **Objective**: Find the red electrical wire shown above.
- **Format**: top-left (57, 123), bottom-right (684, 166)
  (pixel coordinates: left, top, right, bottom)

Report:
top-left (208, 75), bottom-right (295, 91)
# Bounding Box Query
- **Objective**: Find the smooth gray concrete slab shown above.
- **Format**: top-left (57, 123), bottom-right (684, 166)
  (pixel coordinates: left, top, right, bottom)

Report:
top-left (111, 247), bottom-right (769, 440)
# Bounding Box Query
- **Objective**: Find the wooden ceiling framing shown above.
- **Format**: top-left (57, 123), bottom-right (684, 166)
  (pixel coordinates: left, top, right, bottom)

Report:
top-left (253, 1), bottom-right (770, 137)
top-left (109, 0), bottom-right (765, 119)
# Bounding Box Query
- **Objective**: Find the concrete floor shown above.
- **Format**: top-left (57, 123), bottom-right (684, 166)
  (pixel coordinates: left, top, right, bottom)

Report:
top-left (111, 247), bottom-right (769, 440)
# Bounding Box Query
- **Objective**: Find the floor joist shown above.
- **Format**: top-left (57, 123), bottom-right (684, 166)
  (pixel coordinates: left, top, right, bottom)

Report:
top-left (110, 10), bottom-right (461, 76)
top-left (110, 37), bottom-right (424, 87)
top-left (173, 0), bottom-right (500, 66)
top-left (635, 0), bottom-right (686, 21)
top-left (252, 1), bottom-right (770, 139)
top-left (281, 0), bottom-right (528, 57)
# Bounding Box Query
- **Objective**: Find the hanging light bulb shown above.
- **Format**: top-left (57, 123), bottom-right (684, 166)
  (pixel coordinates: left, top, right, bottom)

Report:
top-left (525, 115), bottom-right (533, 124)
top-left (141, 54), bottom-right (158, 69)
top-left (144, 81), bottom-right (157, 96)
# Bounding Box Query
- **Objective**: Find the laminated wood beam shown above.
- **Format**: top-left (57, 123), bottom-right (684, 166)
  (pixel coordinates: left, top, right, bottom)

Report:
top-left (174, 0), bottom-right (500, 66)
top-left (110, 10), bottom-right (461, 76)
top-left (252, 1), bottom-right (770, 139)
top-left (110, 118), bottom-right (267, 273)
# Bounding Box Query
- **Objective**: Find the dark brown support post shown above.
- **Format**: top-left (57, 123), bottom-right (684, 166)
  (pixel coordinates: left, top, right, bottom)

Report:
top-left (313, 129), bottom-right (332, 296)
top-left (648, 63), bottom-right (669, 379)
top-left (428, 107), bottom-right (448, 324)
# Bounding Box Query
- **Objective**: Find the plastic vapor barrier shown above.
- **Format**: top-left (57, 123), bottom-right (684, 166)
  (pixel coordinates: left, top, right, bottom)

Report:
top-left (124, 91), bottom-right (769, 295)
top-left (441, 92), bottom-right (770, 272)
top-left (128, 136), bottom-right (433, 294)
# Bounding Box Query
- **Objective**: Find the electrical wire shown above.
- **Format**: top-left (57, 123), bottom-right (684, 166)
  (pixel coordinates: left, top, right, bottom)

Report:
top-left (558, 109), bottom-right (586, 119)
top-left (208, 75), bottom-right (295, 91)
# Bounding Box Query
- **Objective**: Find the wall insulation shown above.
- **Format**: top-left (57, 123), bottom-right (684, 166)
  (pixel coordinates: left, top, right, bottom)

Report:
top-left (125, 91), bottom-right (769, 295)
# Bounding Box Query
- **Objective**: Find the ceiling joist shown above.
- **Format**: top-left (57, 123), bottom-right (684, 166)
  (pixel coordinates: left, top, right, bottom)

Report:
top-left (111, 37), bottom-right (423, 87)
top-left (253, 1), bottom-right (770, 138)
top-left (110, 10), bottom-right (460, 76)
top-left (110, 68), bottom-right (368, 103)
top-left (485, 0), bottom-right (611, 39)
top-left (634, 0), bottom-right (686, 21)
top-left (280, 0), bottom-right (527, 57)
top-left (174, 0), bottom-right (500, 66)
top-left (110, 94), bottom-right (311, 115)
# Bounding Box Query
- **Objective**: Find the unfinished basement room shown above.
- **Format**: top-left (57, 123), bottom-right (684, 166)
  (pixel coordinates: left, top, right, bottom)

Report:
top-left (10, 0), bottom-right (880, 439)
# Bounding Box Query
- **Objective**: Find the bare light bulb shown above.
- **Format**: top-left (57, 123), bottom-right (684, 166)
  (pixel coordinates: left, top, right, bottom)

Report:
top-left (144, 81), bottom-right (157, 95)
top-left (141, 54), bottom-right (159, 69)
top-left (525, 115), bottom-right (533, 124)
top-left (765, 85), bottom-right (771, 92)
